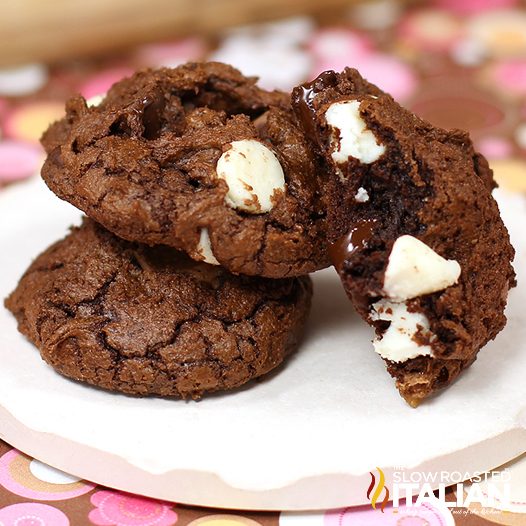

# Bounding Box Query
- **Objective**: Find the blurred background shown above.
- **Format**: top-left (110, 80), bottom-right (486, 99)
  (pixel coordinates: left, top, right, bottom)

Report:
top-left (1, 0), bottom-right (526, 192)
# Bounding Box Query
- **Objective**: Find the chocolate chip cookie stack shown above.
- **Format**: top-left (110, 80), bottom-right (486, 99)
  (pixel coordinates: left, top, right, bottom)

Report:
top-left (5, 62), bottom-right (320, 399)
top-left (5, 62), bottom-right (516, 406)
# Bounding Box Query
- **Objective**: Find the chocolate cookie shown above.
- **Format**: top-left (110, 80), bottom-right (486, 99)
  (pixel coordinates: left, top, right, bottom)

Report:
top-left (41, 62), bottom-right (329, 278)
top-left (5, 219), bottom-right (312, 398)
top-left (292, 68), bottom-right (516, 406)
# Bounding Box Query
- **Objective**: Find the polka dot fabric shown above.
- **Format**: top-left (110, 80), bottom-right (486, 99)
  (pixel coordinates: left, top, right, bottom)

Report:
top-left (0, 2), bottom-right (525, 524)
top-left (1, 439), bottom-right (525, 526)
top-left (0, 2), bottom-right (524, 190)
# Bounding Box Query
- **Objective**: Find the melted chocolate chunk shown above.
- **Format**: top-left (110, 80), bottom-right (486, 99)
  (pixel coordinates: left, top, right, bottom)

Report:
top-left (329, 218), bottom-right (377, 271)
top-left (291, 70), bottom-right (338, 137)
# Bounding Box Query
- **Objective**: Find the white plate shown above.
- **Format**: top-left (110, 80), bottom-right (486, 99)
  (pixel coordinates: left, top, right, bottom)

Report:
top-left (0, 177), bottom-right (525, 510)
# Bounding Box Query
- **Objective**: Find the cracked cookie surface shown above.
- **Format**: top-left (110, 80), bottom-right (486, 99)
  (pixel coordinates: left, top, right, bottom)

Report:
top-left (292, 68), bottom-right (516, 406)
top-left (41, 62), bottom-right (329, 278)
top-left (5, 219), bottom-right (312, 398)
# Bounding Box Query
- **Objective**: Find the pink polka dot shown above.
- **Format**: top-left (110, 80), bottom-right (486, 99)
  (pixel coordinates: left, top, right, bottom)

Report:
top-left (0, 140), bottom-right (43, 182)
top-left (80, 68), bottom-right (134, 99)
top-left (491, 60), bottom-right (526, 95)
top-left (324, 501), bottom-right (450, 526)
top-left (90, 490), bottom-right (177, 526)
top-left (310, 28), bottom-right (374, 78)
top-left (0, 503), bottom-right (69, 526)
top-left (311, 53), bottom-right (417, 102)
top-left (310, 29), bottom-right (372, 61)
top-left (0, 449), bottom-right (94, 500)
top-left (476, 136), bottom-right (512, 158)
top-left (356, 55), bottom-right (417, 101)
top-left (433, 0), bottom-right (517, 15)
top-left (397, 517), bottom-right (432, 526)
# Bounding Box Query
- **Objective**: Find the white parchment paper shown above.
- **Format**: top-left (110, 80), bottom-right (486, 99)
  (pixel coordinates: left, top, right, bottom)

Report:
top-left (0, 177), bottom-right (524, 509)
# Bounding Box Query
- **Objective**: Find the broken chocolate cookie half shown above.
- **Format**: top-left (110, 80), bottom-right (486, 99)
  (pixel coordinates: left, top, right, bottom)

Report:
top-left (292, 68), bottom-right (516, 406)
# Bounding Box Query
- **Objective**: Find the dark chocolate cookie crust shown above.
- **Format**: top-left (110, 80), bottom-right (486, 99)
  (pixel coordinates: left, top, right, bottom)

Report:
top-left (292, 68), bottom-right (516, 405)
top-left (5, 219), bottom-right (312, 398)
top-left (41, 62), bottom-right (329, 278)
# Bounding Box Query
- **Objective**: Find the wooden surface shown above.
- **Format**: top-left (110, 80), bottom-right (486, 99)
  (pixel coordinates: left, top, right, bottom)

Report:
top-left (0, 0), bottom-right (354, 67)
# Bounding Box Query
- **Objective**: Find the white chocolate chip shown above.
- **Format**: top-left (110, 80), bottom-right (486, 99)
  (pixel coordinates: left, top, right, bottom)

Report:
top-left (196, 228), bottom-right (219, 266)
top-left (383, 235), bottom-right (461, 301)
top-left (216, 139), bottom-right (285, 214)
top-left (354, 187), bottom-right (369, 202)
top-left (370, 299), bottom-right (434, 363)
top-left (325, 100), bottom-right (385, 166)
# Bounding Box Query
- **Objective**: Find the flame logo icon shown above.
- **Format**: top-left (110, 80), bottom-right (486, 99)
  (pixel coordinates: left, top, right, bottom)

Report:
top-left (366, 467), bottom-right (390, 512)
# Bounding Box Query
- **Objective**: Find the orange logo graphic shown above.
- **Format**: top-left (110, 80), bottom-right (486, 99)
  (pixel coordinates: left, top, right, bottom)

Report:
top-left (367, 467), bottom-right (390, 512)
